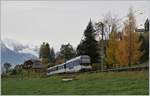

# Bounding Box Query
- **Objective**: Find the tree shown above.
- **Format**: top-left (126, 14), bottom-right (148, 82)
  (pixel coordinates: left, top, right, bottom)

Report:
top-left (139, 19), bottom-right (149, 63)
top-left (55, 52), bottom-right (65, 64)
top-left (39, 42), bottom-right (51, 64)
top-left (3, 62), bottom-right (11, 73)
top-left (60, 43), bottom-right (76, 62)
top-left (39, 42), bottom-right (50, 59)
top-left (45, 43), bottom-right (50, 59)
top-left (49, 47), bottom-right (55, 63)
top-left (77, 20), bottom-right (100, 63)
top-left (39, 42), bottom-right (45, 59)
top-left (115, 39), bottom-right (129, 67)
top-left (95, 14), bottom-right (120, 70)
top-left (115, 8), bottom-right (143, 66)
top-left (105, 24), bottom-right (118, 68)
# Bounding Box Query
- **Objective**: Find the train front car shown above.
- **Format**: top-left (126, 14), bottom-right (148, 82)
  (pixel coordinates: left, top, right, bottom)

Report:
top-left (79, 55), bottom-right (92, 72)
top-left (65, 55), bottom-right (92, 72)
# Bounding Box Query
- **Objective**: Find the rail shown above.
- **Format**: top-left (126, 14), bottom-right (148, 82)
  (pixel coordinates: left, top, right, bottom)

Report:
top-left (102, 65), bottom-right (149, 72)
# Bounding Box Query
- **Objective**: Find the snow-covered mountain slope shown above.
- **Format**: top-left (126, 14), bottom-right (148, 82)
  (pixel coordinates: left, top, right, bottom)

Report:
top-left (3, 38), bottom-right (26, 52)
top-left (3, 38), bottom-right (39, 57)
top-left (1, 39), bottom-right (39, 66)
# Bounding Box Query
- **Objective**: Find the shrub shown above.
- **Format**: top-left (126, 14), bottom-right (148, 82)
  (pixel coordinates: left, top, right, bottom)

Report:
top-left (10, 69), bottom-right (17, 75)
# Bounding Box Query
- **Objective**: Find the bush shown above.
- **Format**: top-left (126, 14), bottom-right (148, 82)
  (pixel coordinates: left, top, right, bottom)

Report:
top-left (91, 63), bottom-right (101, 71)
top-left (10, 69), bottom-right (17, 75)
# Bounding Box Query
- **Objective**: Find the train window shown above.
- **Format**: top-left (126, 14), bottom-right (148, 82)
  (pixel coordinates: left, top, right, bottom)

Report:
top-left (66, 63), bottom-right (70, 68)
top-left (47, 69), bottom-right (53, 73)
top-left (58, 66), bottom-right (62, 70)
top-left (81, 59), bottom-right (90, 64)
top-left (69, 63), bottom-right (74, 69)
top-left (61, 65), bottom-right (64, 69)
top-left (77, 61), bottom-right (79, 65)
top-left (58, 65), bottom-right (64, 70)
top-left (53, 67), bottom-right (57, 71)
top-left (58, 66), bottom-right (60, 70)
top-left (73, 61), bottom-right (77, 66)
top-left (74, 60), bottom-right (80, 66)
top-left (66, 63), bottom-right (68, 68)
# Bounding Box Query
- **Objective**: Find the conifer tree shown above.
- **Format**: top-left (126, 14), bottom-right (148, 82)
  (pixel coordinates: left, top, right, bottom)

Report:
top-left (77, 20), bottom-right (100, 63)
top-left (139, 19), bottom-right (149, 62)
top-left (45, 43), bottom-right (50, 58)
top-left (39, 42), bottom-right (45, 58)
top-left (49, 47), bottom-right (55, 63)
top-left (39, 42), bottom-right (51, 64)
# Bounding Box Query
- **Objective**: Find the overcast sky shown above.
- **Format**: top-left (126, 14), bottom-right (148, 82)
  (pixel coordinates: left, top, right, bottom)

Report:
top-left (1, 1), bottom-right (150, 51)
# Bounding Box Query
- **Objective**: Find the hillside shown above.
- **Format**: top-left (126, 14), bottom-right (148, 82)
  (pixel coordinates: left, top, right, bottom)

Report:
top-left (2, 71), bottom-right (149, 95)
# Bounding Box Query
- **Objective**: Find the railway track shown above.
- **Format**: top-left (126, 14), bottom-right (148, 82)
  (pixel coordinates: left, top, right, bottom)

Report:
top-left (103, 65), bottom-right (149, 72)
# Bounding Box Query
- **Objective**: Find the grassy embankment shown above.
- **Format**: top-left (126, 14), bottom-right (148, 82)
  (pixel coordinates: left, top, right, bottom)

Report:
top-left (1, 70), bottom-right (149, 95)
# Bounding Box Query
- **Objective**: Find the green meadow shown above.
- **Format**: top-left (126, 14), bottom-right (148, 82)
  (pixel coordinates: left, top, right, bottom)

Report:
top-left (1, 71), bottom-right (149, 95)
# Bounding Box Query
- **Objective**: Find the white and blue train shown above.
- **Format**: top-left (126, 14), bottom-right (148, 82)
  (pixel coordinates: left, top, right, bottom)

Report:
top-left (47, 55), bottom-right (92, 75)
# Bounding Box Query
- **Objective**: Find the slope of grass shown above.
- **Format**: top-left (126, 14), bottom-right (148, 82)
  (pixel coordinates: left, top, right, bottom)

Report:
top-left (1, 71), bottom-right (149, 95)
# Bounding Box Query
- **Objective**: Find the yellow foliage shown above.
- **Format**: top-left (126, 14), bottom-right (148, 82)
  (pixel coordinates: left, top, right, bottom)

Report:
top-left (106, 8), bottom-right (143, 67)
top-left (105, 31), bottom-right (118, 68)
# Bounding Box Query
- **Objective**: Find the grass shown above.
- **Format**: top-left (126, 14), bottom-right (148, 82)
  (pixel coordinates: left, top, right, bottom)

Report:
top-left (1, 70), bottom-right (149, 95)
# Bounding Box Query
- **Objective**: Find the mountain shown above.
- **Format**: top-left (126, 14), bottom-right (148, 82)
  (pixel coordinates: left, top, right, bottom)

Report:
top-left (1, 42), bottom-right (26, 66)
top-left (1, 39), bottom-right (39, 67)
top-left (3, 38), bottom-right (39, 57)
top-left (3, 38), bottom-right (26, 52)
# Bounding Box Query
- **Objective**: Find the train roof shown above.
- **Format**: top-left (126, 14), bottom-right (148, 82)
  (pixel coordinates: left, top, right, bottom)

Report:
top-left (47, 55), bottom-right (90, 70)
top-left (47, 62), bottom-right (65, 70)
top-left (66, 55), bottom-right (90, 63)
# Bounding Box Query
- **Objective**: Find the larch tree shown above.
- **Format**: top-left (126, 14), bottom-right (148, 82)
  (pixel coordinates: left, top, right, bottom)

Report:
top-left (105, 24), bottom-right (118, 68)
top-left (116, 8), bottom-right (143, 66)
top-left (115, 38), bottom-right (129, 67)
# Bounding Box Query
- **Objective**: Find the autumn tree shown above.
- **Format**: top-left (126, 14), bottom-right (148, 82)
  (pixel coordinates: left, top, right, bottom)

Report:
top-left (95, 13), bottom-right (120, 70)
top-left (105, 24), bottom-right (118, 68)
top-left (116, 8), bottom-right (143, 66)
top-left (115, 39), bottom-right (129, 67)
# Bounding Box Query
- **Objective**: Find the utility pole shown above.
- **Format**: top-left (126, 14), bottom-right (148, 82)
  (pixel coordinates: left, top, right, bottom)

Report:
top-left (102, 23), bottom-right (104, 71)
top-left (99, 22), bottom-right (104, 71)
top-left (128, 20), bottom-right (132, 67)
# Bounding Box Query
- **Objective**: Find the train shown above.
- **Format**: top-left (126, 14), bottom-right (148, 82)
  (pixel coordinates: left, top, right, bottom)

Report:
top-left (47, 55), bottom-right (92, 75)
